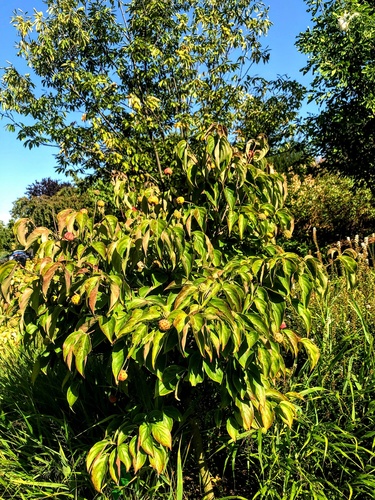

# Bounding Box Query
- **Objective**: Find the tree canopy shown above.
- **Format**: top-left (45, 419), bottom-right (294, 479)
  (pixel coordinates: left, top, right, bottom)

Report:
top-left (297, 0), bottom-right (375, 185)
top-left (0, 0), bottom-right (305, 182)
top-left (11, 177), bottom-right (90, 229)
top-left (25, 177), bottom-right (72, 197)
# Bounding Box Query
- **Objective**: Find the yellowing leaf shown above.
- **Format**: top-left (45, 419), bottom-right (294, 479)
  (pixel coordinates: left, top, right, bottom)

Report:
top-left (299, 337), bottom-right (320, 370)
top-left (41, 262), bottom-right (61, 296)
top-left (260, 400), bottom-right (275, 431)
top-left (108, 448), bottom-right (120, 484)
top-left (87, 439), bottom-right (109, 471)
top-left (226, 417), bottom-right (240, 441)
top-left (278, 401), bottom-right (296, 428)
top-left (117, 443), bottom-right (132, 471)
top-left (91, 452), bottom-right (109, 492)
top-left (151, 421), bottom-right (172, 449)
top-left (132, 448), bottom-right (148, 473)
top-left (236, 399), bottom-right (254, 430)
top-left (149, 446), bottom-right (167, 474)
top-left (14, 218), bottom-right (30, 247)
top-left (139, 423), bottom-right (154, 456)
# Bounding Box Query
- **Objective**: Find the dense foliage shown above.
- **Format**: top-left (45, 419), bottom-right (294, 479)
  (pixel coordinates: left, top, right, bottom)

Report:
top-left (0, 221), bottom-right (14, 254)
top-left (287, 171), bottom-right (375, 248)
top-left (0, 130), bottom-right (333, 498)
top-left (10, 177), bottom-right (93, 230)
top-left (25, 177), bottom-right (72, 198)
top-left (298, 0), bottom-right (375, 185)
top-left (0, 0), bottom-right (305, 183)
top-left (1, 1), bottom-right (374, 498)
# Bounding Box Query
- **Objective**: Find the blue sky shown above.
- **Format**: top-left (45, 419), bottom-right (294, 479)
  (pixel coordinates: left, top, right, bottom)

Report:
top-left (0, 0), bottom-right (315, 223)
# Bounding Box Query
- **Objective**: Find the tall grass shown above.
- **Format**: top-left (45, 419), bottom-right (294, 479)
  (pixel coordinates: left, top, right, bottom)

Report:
top-left (215, 263), bottom-right (375, 499)
top-left (0, 343), bottom-right (98, 499)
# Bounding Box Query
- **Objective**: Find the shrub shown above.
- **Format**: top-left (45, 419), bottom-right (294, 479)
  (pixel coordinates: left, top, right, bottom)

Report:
top-left (0, 129), bottom-right (339, 498)
top-left (287, 172), bottom-right (375, 248)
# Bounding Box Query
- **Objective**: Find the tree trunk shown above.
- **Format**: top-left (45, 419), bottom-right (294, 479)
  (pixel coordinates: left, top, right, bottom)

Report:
top-left (189, 416), bottom-right (215, 500)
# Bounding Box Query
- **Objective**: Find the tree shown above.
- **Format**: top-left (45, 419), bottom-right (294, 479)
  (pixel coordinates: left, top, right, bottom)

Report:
top-left (11, 178), bottom-right (91, 229)
top-left (0, 221), bottom-right (14, 254)
top-left (25, 177), bottom-right (72, 198)
top-left (0, 0), bottom-right (305, 183)
top-left (297, 0), bottom-right (375, 185)
top-left (0, 128), bottom-right (341, 498)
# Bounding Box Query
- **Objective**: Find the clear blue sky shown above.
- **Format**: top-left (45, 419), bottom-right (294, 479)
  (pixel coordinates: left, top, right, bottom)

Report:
top-left (0, 0), bottom-right (315, 223)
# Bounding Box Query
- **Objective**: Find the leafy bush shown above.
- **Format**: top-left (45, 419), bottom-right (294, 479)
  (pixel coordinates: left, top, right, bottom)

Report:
top-left (0, 130), bottom-right (337, 498)
top-left (287, 172), bottom-right (375, 249)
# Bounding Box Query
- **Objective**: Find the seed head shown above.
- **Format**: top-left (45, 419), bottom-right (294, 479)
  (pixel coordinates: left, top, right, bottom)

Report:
top-left (148, 195), bottom-right (159, 205)
top-left (71, 294), bottom-right (81, 305)
top-left (118, 370), bottom-right (128, 382)
top-left (158, 319), bottom-right (172, 331)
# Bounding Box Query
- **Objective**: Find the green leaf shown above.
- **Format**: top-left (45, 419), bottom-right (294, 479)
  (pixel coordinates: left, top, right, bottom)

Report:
top-left (66, 379), bottom-right (80, 408)
top-left (0, 261), bottom-right (17, 301)
top-left (299, 337), bottom-right (320, 370)
top-left (156, 365), bottom-right (184, 396)
top-left (117, 443), bottom-right (132, 472)
top-left (235, 399), bottom-right (254, 431)
top-left (151, 421), bottom-right (172, 449)
top-left (108, 448), bottom-right (120, 484)
top-left (74, 332), bottom-right (91, 377)
top-left (238, 214), bottom-right (247, 240)
top-left (222, 283), bottom-right (243, 312)
top-left (227, 210), bottom-right (239, 234)
top-left (99, 315), bottom-right (116, 343)
top-left (188, 352), bottom-right (204, 386)
top-left (224, 187), bottom-right (236, 210)
top-left (298, 274), bottom-right (313, 308)
top-left (174, 285), bottom-right (196, 310)
top-left (189, 312), bottom-right (204, 333)
top-left (151, 330), bottom-right (165, 368)
top-left (92, 241), bottom-right (107, 260)
top-left (259, 400), bottom-right (275, 431)
top-left (293, 300), bottom-right (312, 334)
top-left (117, 309), bottom-right (144, 337)
top-left (278, 400), bottom-right (296, 428)
top-left (171, 310), bottom-right (188, 333)
top-left (226, 417), bottom-right (240, 441)
top-left (247, 313), bottom-right (269, 336)
top-left (112, 341), bottom-right (126, 381)
top-left (192, 207), bottom-right (207, 231)
top-left (87, 439), bottom-right (110, 472)
top-left (91, 452), bottom-right (109, 492)
top-left (202, 358), bottom-right (224, 384)
top-left (139, 423), bottom-right (154, 456)
top-left (149, 445), bottom-right (167, 474)
top-left (132, 448), bottom-right (148, 473)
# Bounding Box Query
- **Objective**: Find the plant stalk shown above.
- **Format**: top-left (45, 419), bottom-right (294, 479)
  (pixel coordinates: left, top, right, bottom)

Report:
top-left (189, 416), bottom-right (215, 500)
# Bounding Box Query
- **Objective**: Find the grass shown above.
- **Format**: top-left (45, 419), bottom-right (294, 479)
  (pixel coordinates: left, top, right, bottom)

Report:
top-left (214, 262), bottom-right (375, 499)
top-left (0, 344), bottom-right (97, 499)
top-left (1, 260), bottom-right (375, 499)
